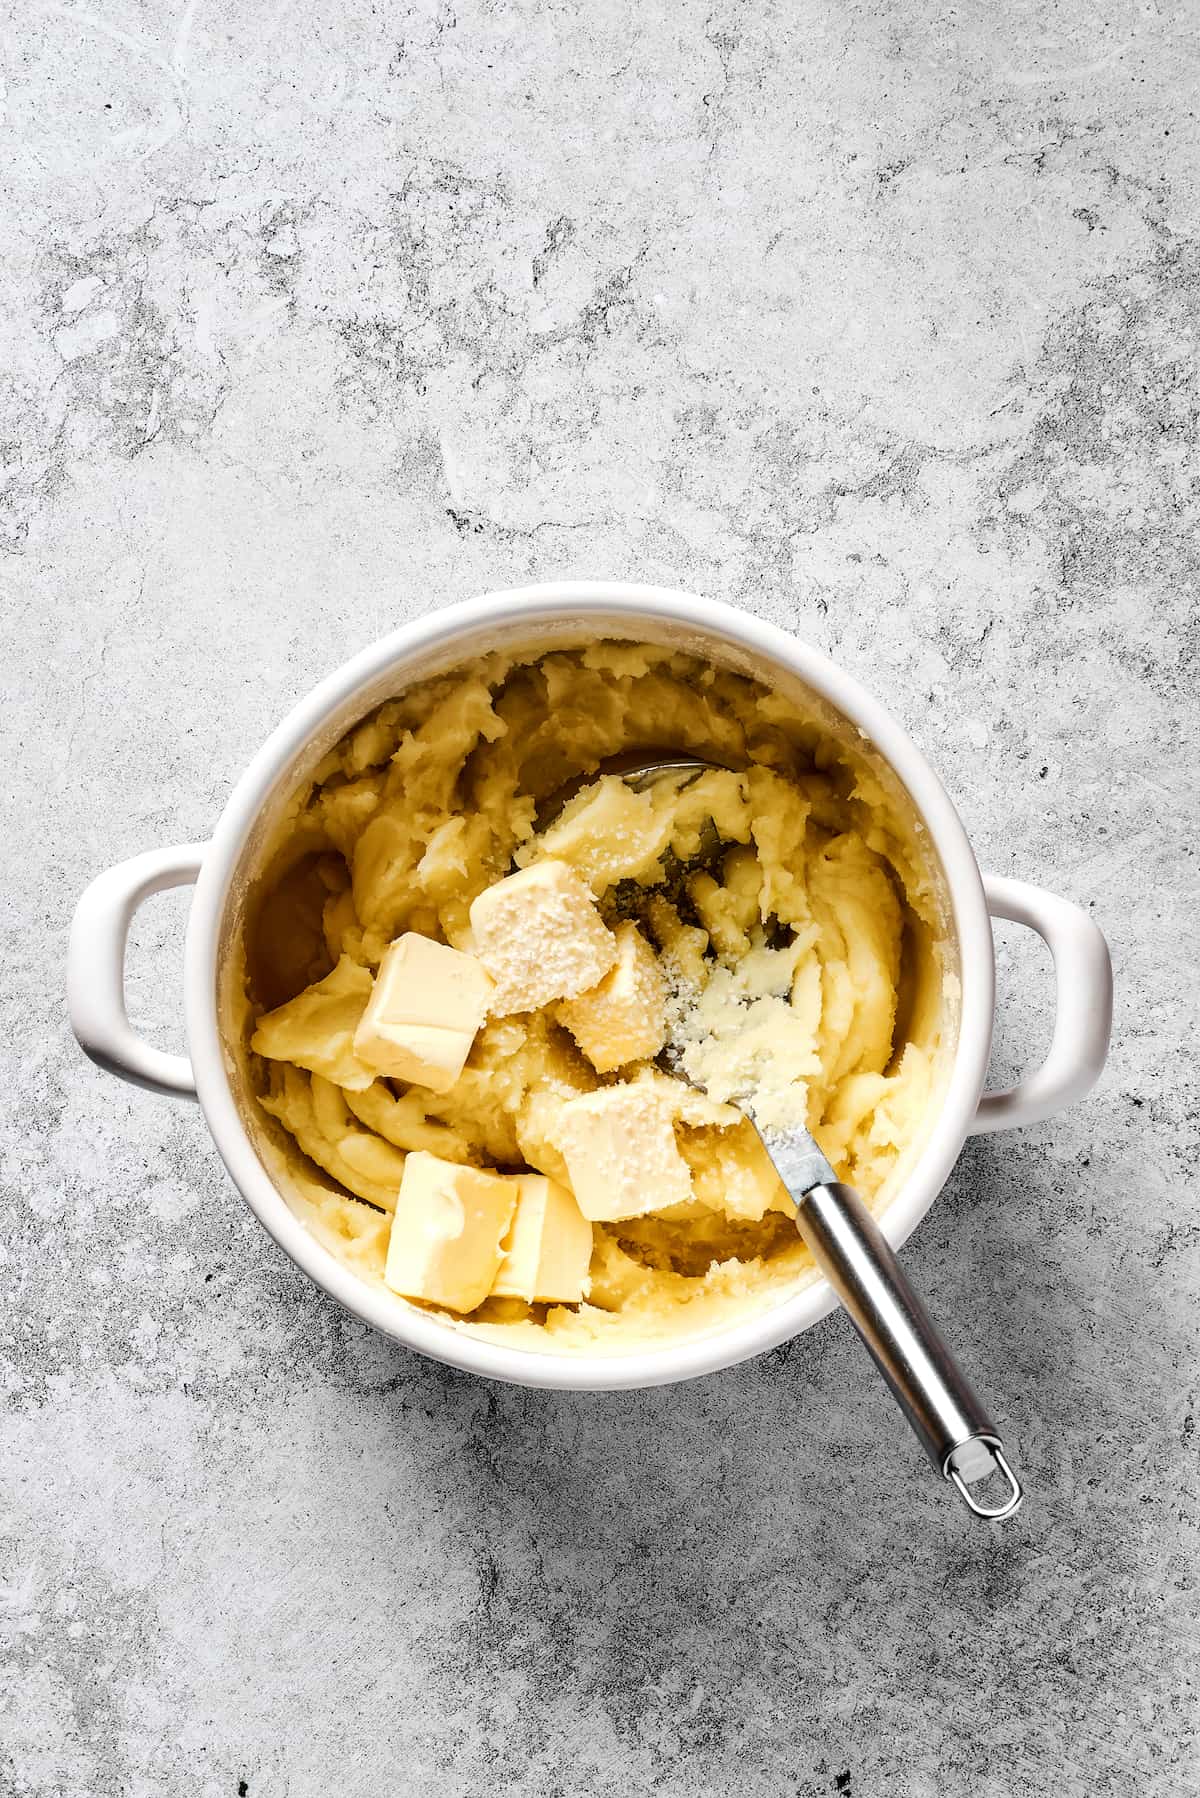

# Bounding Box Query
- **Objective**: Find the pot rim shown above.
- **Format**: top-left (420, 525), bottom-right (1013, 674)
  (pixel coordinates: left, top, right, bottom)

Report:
top-left (183, 582), bottom-right (995, 1390)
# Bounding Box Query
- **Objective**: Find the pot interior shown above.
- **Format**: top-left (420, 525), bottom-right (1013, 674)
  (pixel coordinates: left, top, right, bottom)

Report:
top-left (213, 604), bottom-right (962, 1362)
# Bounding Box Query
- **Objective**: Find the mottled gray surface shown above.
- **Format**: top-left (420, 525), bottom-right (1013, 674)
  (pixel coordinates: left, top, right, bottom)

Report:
top-left (2, 0), bottom-right (1198, 1792)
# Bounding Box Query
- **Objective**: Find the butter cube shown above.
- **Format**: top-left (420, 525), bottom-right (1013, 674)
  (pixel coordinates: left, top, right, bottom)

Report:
top-left (469, 860), bottom-right (617, 1014)
top-left (549, 1083), bottom-right (693, 1221)
top-left (538, 777), bottom-right (671, 889)
top-left (384, 1152), bottom-right (517, 1314)
top-left (492, 1174), bottom-right (593, 1304)
top-left (557, 921), bottom-right (667, 1073)
top-left (353, 933), bottom-right (493, 1093)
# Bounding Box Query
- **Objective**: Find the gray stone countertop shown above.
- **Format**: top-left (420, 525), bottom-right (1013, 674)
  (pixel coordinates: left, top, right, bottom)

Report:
top-left (2, 1), bottom-right (1197, 1792)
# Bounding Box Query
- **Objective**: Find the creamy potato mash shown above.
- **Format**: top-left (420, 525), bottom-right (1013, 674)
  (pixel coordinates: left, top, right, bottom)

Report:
top-left (236, 641), bottom-right (953, 1352)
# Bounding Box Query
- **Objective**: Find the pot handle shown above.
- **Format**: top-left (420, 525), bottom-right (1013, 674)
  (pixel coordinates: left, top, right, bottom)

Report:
top-left (68, 844), bottom-right (206, 1099)
top-left (971, 873), bottom-right (1112, 1135)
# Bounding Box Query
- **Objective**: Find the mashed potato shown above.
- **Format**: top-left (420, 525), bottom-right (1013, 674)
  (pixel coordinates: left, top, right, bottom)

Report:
top-left (236, 641), bottom-right (953, 1352)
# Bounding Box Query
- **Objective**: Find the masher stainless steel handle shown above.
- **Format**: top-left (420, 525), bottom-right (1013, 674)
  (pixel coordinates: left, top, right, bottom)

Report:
top-left (762, 1130), bottom-right (1023, 1518)
top-left (542, 750), bottom-right (1025, 1520)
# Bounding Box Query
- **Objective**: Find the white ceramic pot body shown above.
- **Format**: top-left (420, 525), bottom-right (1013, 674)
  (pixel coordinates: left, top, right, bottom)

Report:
top-left (69, 584), bottom-right (1112, 1390)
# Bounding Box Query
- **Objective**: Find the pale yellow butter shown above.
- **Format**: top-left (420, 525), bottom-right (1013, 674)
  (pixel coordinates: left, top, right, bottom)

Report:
top-left (558, 920), bottom-right (667, 1073)
top-left (469, 859), bottom-right (617, 1014)
top-left (384, 1151), bottom-right (517, 1313)
top-left (353, 932), bottom-right (493, 1092)
top-left (550, 1082), bottom-right (693, 1221)
top-left (535, 776), bottom-right (672, 890)
top-left (492, 1173), bottom-right (593, 1304)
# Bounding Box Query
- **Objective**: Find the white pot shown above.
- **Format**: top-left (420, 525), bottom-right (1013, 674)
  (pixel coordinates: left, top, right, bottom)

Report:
top-left (68, 584), bottom-right (1112, 1391)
